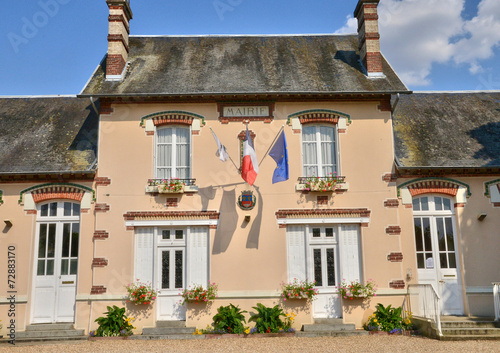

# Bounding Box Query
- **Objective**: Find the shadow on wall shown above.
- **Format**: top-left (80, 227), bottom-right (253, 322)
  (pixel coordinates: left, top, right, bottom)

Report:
top-left (213, 188), bottom-right (238, 254)
top-left (469, 122), bottom-right (500, 166)
top-left (246, 186), bottom-right (262, 250)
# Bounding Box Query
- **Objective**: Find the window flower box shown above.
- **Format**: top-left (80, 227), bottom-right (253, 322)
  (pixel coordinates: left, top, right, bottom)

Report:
top-left (337, 279), bottom-right (377, 300)
top-left (296, 175), bottom-right (348, 192)
top-left (146, 179), bottom-right (198, 194)
top-left (281, 279), bottom-right (318, 301)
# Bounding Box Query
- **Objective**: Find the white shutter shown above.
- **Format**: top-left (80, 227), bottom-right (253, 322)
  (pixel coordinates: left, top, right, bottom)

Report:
top-left (339, 224), bottom-right (362, 283)
top-left (134, 228), bottom-right (154, 283)
top-left (286, 225), bottom-right (307, 281)
top-left (187, 226), bottom-right (208, 287)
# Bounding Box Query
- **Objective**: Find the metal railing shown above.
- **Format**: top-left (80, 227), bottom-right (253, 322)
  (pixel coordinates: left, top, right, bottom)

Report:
top-left (147, 178), bottom-right (197, 186)
top-left (407, 284), bottom-right (442, 336)
top-left (494, 282), bottom-right (500, 321)
top-left (297, 176), bottom-right (346, 184)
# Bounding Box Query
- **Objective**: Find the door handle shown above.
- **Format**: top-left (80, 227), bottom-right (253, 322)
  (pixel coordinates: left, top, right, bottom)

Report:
top-left (439, 280), bottom-right (445, 283)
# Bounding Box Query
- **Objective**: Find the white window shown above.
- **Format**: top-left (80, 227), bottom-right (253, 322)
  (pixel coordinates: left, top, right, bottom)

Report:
top-left (156, 126), bottom-right (191, 179)
top-left (302, 125), bottom-right (337, 177)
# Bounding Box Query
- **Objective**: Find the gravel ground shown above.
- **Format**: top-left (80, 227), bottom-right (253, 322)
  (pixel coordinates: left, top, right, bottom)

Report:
top-left (1, 336), bottom-right (500, 353)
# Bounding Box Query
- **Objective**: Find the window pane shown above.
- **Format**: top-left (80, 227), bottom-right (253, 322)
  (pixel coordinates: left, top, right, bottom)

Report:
top-left (445, 218), bottom-right (455, 251)
top-left (46, 259), bottom-right (54, 275)
top-left (162, 251), bottom-right (170, 289)
top-left (425, 254), bottom-right (434, 269)
top-left (417, 253), bottom-right (425, 269)
top-left (176, 127), bottom-right (190, 143)
top-left (440, 253), bottom-right (448, 269)
top-left (49, 202), bottom-right (57, 216)
top-left (64, 202), bottom-right (72, 216)
top-left (327, 248), bottom-right (335, 287)
top-left (313, 249), bottom-right (322, 287)
top-left (320, 126), bottom-right (334, 142)
top-left (38, 224), bottom-right (47, 258)
top-left (421, 197), bottom-right (429, 211)
top-left (41, 204), bottom-right (48, 217)
top-left (73, 203), bottom-right (81, 216)
top-left (423, 218), bottom-right (432, 251)
top-left (37, 260), bottom-right (45, 276)
top-left (175, 230), bottom-right (183, 240)
top-left (158, 144), bottom-right (172, 168)
top-left (62, 223), bottom-right (71, 257)
top-left (71, 224), bottom-right (79, 257)
top-left (414, 218), bottom-right (423, 252)
top-left (302, 126), bottom-right (316, 141)
top-left (157, 128), bottom-right (173, 143)
top-left (412, 198), bottom-right (420, 211)
top-left (61, 259), bottom-right (69, 275)
top-left (325, 228), bottom-right (334, 237)
top-left (436, 218), bottom-right (446, 251)
top-left (162, 230), bottom-right (170, 240)
top-left (434, 197), bottom-right (442, 211)
top-left (443, 198), bottom-right (451, 211)
top-left (47, 224), bottom-right (56, 258)
top-left (70, 259), bottom-right (78, 275)
top-left (448, 253), bottom-right (457, 268)
top-left (177, 144), bottom-right (189, 168)
top-left (312, 228), bottom-right (321, 238)
top-left (176, 167), bottom-right (189, 179)
top-left (175, 250), bottom-right (183, 289)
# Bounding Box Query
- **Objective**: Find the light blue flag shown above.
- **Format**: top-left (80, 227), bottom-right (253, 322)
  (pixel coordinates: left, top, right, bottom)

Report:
top-left (269, 130), bottom-right (289, 184)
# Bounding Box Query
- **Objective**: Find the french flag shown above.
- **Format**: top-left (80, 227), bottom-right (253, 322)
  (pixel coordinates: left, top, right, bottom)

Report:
top-left (241, 126), bottom-right (258, 185)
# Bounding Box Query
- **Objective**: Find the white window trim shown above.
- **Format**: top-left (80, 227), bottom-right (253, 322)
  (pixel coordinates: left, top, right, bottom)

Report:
top-left (126, 219), bottom-right (218, 227)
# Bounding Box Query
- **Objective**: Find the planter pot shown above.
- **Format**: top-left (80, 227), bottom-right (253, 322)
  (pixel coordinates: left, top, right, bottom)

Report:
top-left (158, 186), bottom-right (184, 194)
top-left (89, 336), bottom-right (130, 341)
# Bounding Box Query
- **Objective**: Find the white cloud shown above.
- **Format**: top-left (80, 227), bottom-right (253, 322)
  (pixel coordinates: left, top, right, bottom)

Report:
top-left (335, 0), bottom-right (500, 86)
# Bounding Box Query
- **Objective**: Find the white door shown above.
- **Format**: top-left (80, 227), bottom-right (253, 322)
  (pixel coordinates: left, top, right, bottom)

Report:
top-left (413, 196), bottom-right (464, 315)
top-left (32, 201), bottom-right (80, 323)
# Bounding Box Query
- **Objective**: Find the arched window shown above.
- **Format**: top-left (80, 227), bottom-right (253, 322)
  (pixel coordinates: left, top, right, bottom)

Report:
top-left (156, 126), bottom-right (191, 179)
top-left (302, 125), bottom-right (338, 177)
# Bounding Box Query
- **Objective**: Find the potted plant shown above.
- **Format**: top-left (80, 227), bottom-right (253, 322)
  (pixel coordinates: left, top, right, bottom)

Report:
top-left (89, 305), bottom-right (135, 339)
top-left (303, 172), bottom-right (342, 192)
top-left (158, 178), bottom-right (185, 193)
top-left (180, 281), bottom-right (218, 305)
top-left (337, 279), bottom-right (377, 300)
top-left (248, 303), bottom-right (295, 335)
top-left (364, 303), bottom-right (417, 335)
top-left (281, 278), bottom-right (318, 301)
top-left (125, 281), bottom-right (157, 305)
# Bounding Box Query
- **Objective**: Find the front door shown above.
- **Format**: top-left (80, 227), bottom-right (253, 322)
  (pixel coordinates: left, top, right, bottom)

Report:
top-left (32, 201), bottom-right (80, 323)
top-left (413, 196), bottom-right (464, 315)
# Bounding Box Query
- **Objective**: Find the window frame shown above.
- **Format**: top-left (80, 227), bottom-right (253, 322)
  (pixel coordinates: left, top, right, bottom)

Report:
top-left (301, 124), bottom-right (340, 177)
top-left (154, 125), bottom-right (192, 179)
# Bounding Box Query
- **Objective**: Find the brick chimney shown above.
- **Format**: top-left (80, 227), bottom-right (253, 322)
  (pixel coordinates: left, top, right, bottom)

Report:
top-left (354, 0), bottom-right (384, 77)
top-left (105, 0), bottom-right (133, 80)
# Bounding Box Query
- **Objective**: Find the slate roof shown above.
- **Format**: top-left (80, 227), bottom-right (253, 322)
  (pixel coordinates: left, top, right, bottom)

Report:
top-left (393, 92), bottom-right (500, 168)
top-left (0, 97), bottom-right (98, 174)
top-left (80, 35), bottom-right (409, 97)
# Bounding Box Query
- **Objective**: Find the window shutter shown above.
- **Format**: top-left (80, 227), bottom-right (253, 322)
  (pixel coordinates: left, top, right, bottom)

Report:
top-left (134, 228), bottom-right (154, 283)
top-left (187, 226), bottom-right (208, 287)
top-left (339, 224), bottom-right (362, 283)
top-left (286, 225), bottom-right (307, 281)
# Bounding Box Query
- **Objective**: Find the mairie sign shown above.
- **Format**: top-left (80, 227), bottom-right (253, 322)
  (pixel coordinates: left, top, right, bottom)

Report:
top-left (238, 190), bottom-right (256, 210)
top-left (223, 106), bottom-right (269, 117)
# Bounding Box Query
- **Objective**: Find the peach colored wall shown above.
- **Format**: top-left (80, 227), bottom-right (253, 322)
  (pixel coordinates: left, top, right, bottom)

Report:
top-left (0, 181), bottom-right (95, 331)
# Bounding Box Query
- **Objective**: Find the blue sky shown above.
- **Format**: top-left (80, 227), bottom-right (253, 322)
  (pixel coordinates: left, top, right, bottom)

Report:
top-left (1, 0), bottom-right (499, 95)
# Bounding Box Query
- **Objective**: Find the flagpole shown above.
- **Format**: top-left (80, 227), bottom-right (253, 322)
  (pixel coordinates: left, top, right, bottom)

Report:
top-left (209, 127), bottom-right (240, 173)
top-left (258, 125), bottom-right (285, 167)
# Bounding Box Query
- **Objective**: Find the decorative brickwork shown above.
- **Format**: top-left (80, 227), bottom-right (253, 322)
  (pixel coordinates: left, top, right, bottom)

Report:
top-left (31, 186), bottom-right (85, 203)
top-left (126, 226), bottom-right (134, 231)
top-left (153, 115), bottom-right (194, 127)
top-left (382, 173), bottom-right (397, 182)
top-left (493, 202), bottom-right (500, 207)
top-left (355, 0), bottom-right (383, 75)
top-left (209, 225), bottom-right (218, 229)
top-left (166, 198), bottom-right (178, 207)
top-left (408, 180), bottom-right (459, 197)
top-left (385, 226), bottom-right (401, 235)
top-left (108, 14), bottom-right (130, 33)
top-left (454, 203), bottom-right (465, 208)
top-left (299, 113), bottom-right (339, 125)
top-left (93, 231), bottom-right (109, 240)
top-left (95, 177), bottom-right (111, 186)
top-left (146, 131), bottom-right (154, 136)
top-left (100, 101), bottom-right (114, 115)
top-left (91, 285), bottom-right (107, 295)
top-left (387, 252), bottom-right (403, 262)
top-left (378, 97), bottom-right (392, 112)
top-left (106, 53), bottom-right (126, 76)
top-left (124, 210), bottom-right (220, 221)
top-left (276, 208), bottom-right (371, 219)
top-left (92, 258), bottom-right (108, 267)
top-left (95, 203), bottom-right (110, 212)
top-left (237, 130), bottom-right (256, 141)
top-left (317, 196), bottom-right (329, 205)
top-left (389, 280), bottom-right (405, 289)
top-left (384, 199), bottom-right (399, 207)
top-left (107, 34), bottom-right (129, 53)
top-left (26, 210), bottom-right (37, 215)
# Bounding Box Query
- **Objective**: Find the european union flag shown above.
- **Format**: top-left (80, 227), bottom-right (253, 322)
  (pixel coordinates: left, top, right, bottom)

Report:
top-left (269, 130), bottom-right (289, 184)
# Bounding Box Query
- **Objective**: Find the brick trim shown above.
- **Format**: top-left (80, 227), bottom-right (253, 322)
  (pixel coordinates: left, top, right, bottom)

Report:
top-left (95, 203), bottom-right (110, 212)
top-left (92, 258), bottom-right (108, 267)
top-left (91, 285), bottom-right (107, 295)
top-left (389, 280), bottom-right (405, 289)
top-left (108, 14), bottom-right (130, 34)
top-left (106, 54), bottom-right (126, 77)
top-left (166, 198), bottom-right (178, 207)
top-left (124, 210), bottom-right (220, 221)
top-left (298, 113), bottom-right (340, 125)
top-left (408, 180), bottom-right (459, 197)
top-left (26, 209), bottom-right (37, 215)
top-left (377, 97), bottom-right (392, 112)
top-left (384, 199), bottom-right (399, 208)
top-left (153, 115), bottom-right (194, 127)
top-left (100, 101), bottom-right (114, 115)
top-left (382, 173), bottom-right (397, 183)
top-left (385, 226), bottom-right (401, 235)
top-left (276, 208), bottom-right (371, 219)
top-left (31, 186), bottom-right (85, 203)
top-left (95, 177), bottom-right (111, 186)
top-left (93, 230), bottom-right (109, 239)
top-left (107, 34), bottom-right (129, 53)
top-left (317, 196), bottom-right (329, 205)
top-left (387, 252), bottom-right (403, 262)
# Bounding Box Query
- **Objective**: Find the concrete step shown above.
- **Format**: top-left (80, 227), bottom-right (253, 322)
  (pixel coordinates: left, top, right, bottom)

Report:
top-left (441, 321), bottom-right (499, 329)
top-left (302, 323), bottom-right (356, 332)
top-left (16, 329), bottom-right (85, 339)
top-left (156, 321), bottom-right (187, 328)
top-left (25, 323), bottom-right (74, 331)
top-left (313, 318), bottom-right (344, 325)
top-left (296, 330), bottom-right (368, 338)
top-left (4, 336), bottom-right (88, 344)
top-left (442, 328), bottom-right (500, 336)
top-left (142, 327), bottom-right (195, 335)
top-left (131, 334), bottom-right (205, 340)
top-left (440, 334), bottom-right (500, 341)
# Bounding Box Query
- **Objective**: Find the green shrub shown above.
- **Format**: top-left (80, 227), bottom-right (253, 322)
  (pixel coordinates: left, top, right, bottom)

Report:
top-left (212, 304), bottom-right (247, 334)
top-left (364, 303), bottom-right (414, 333)
top-left (249, 303), bottom-right (286, 333)
top-left (93, 305), bottom-right (135, 337)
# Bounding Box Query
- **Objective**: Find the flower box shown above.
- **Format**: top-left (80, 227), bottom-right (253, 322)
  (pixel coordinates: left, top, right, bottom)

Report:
top-left (158, 185), bottom-right (184, 194)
